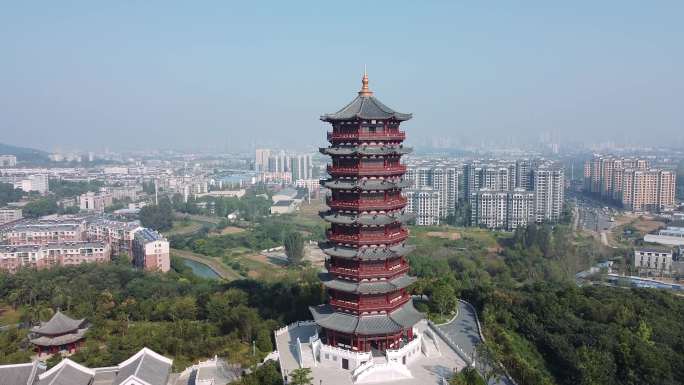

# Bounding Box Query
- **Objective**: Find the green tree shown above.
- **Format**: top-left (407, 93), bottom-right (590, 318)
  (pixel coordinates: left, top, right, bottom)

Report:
top-left (23, 198), bottom-right (58, 218)
top-left (289, 367), bottom-right (313, 385)
top-left (431, 282), bottom-right (457, 316)
top-left (139, 198), bottom-right (173, 231)
top-left (283, 231), bottom-right (305, 265)
top-left (449, 367), bottom-right (486, 385)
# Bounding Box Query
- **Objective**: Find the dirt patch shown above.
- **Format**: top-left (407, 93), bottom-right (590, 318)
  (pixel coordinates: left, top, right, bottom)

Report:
top-left (425, 231), bottom-right (462, 240)
top-left (632, 217), bottom-right (665, 234)
top-left (217, 226), bottom-right (245, 235)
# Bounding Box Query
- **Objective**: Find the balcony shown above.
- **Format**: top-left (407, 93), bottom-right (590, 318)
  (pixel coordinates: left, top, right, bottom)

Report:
top-left (327, 164), bottom-right (407, 177)
top-left (329, 295), bottom-right (410, 313)
top-left (327, 131), bottom-right (406, 142)
top-left (326, 228), bottom-right (409, 246)
top-left (326, 263), bottom-right (410, 280)
top-left (325, 196), bottom-right (407, 211)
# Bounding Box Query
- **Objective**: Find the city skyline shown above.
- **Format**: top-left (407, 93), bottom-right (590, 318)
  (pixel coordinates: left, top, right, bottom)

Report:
top-left (1, 1), bottom-right (683, 151)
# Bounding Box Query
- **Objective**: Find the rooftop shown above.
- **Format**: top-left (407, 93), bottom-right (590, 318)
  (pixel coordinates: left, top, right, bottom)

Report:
top-left (0, 348), bottom-right (173, 385)
top-left (31, 310), bottom-right (86, 336)
top-left (321, 73), bottom-right (412, 122)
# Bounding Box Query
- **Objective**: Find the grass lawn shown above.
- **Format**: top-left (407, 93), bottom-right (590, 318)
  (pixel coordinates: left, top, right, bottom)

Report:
top-left (164, 220), bottom-right (204, 236)
top-left (0, 304), bottom-right (22, 325)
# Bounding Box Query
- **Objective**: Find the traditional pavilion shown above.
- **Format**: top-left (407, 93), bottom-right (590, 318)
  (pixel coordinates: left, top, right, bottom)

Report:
top-left (29, 310), bottom-right (89, 356)
top-left (310, 72), bottom-right (423, 353)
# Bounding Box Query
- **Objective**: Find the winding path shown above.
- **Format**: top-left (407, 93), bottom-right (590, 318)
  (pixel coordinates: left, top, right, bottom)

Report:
top-left (438, 302), bottom-right (516, 385)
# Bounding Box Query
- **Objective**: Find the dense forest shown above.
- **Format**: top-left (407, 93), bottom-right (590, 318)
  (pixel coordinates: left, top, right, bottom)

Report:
top-left (2, 216), bottom-right (684, 384)
top-left (409, 223), bottom-right (684, 385)
top-left (0, 258), bottom-right (323, 372)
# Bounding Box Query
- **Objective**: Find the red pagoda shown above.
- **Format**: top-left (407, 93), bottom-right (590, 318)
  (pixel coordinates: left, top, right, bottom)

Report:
top-left (310, 72), bottom-right (423, 353)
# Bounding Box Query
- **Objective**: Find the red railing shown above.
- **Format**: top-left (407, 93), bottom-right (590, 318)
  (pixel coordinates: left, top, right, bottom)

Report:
top-left (327, 131), bottom-right (406, 141)
top-left (325, 196), bottom-right (407, 211)
top-left (329, 295), bottom-right (410, 313)
top-left (326, 164), bottom-right (406, 177)
top-left (326, 229), bottom-right (409, 245)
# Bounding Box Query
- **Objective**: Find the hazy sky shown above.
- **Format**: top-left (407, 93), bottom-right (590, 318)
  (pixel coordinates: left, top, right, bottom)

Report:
top-left (1, 1), bottom-right (682, 152)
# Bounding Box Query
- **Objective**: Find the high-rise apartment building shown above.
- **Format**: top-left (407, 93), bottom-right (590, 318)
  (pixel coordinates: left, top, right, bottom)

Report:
top-left (532, 166), bottom-right (565, 223)
top-left (404, 187), bottom-right (441, 226)
top-left (405, 165), bottom-right (460, 217)
top-left (584, 155), bottom-right (676, 212)
top-left (470, 188), bottom-right (535, 230)
top-left (255, 148), bottom-right (271, 171)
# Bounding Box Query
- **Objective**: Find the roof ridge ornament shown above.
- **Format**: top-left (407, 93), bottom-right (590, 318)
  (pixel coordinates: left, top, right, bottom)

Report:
top-left (358, 67), bottom-right (373, 97)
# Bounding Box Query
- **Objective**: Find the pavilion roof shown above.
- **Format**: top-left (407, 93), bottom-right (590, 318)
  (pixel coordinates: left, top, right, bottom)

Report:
top-left (30, 328), bottom-right (88, 347)
top-left (31, 311), bottom-right (86, 336)
top-left (309, 300), bottom-right (423, 335)
top-left (320, 73), bottom-right (412, 122)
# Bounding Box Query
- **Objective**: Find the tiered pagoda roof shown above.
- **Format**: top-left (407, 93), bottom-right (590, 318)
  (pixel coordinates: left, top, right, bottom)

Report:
top-left (29, 311), bottom-right (89, 347)
top-left (320, 75), bottom-right (412, 122)
top-left (320, 273), bottom-right (416, 294)
top-left (313, 72), bottom-right (423, 352)
top-left (310, 301), bottom-right (423, 335)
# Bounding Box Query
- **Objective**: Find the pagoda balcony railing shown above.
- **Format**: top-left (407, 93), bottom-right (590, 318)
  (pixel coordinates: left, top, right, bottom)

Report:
top-left (325, 196), bottom-right (407, 211)
top-left (327, 131), bottom-right (406, 141)
top-left (326, 229), bottom-right (409, 245)
top-left (329, 295), bottom-right (410, 313)
top-left (326, 263), bottom-right (410, 279)
top-left (327, 164), bottom-right (407, 177)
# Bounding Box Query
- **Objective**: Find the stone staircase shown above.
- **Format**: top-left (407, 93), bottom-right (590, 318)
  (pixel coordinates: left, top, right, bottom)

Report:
top-left (299, 343), bottom-right (316, 368)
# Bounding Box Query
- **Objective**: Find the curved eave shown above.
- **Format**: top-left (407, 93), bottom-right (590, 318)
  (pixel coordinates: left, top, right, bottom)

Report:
top-left (319, 243), bottom-right (416, 260)
top-left (320, 179), bottom-right (411, 191)
top-left (319, 146), bottom-right (413, 156)
top-left (320, 95), bottom-right (412, 122)
top-left (320, 273), bottom-right (416, 294)
top-left (321, 211), bottom-right (414, 226)
top-left (309, 300), bottom-right (423, 335)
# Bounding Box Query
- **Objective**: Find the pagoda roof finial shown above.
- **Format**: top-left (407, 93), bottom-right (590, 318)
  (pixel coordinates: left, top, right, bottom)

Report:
top-left (359, 66), bottom-right (373, 97)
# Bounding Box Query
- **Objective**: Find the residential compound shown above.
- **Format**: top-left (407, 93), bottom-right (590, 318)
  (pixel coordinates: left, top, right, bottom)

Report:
top-left (0, 154), bottom-right (17, 167)
top-left (254, 148), bottom-right (318, 186)
top-left (0, 207), bottom-right (22, 225)
top-left (0, 215), bottom-right (170, 273)
top-left (584, 155), bottom-right (677, 212)
top-left (0, 242), bottom-right (110, 273)
top-left (132, 228), bottom-right (171, 272)
top-left (0, 173), bottom-right (49, 194)
top-left (404, 159), bottom-right (565, 229)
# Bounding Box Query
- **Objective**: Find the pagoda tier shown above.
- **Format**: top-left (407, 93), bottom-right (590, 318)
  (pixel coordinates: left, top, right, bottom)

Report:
top-left (310, 72), bottom-right (423, 353)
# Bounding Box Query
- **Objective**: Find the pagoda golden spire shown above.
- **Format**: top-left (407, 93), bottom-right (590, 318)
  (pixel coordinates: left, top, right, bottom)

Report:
top-left (358, 66), bottom-right (373, 96)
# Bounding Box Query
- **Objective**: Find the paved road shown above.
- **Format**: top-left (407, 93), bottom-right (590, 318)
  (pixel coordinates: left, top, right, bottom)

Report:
top-left (438, 302), bottom-right (516, 385)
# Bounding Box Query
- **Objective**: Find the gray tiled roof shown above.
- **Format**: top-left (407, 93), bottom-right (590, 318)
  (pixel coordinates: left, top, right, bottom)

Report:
top-left (321, 95), bottom-right (412, 122)
top-left (0, 348), bottom-right (173, 385)
top-left (320, 146), bottom-right (412, 156)
top-left (31, 311), bottom-right (85, 336)
top-left (113, 348), bottom-right (172, 385)
top-left (0, 362), bottom-right (44, 385)
top-left (321, 212), bottom-right (414, 226)
top-left (310, 300), bottom-right (423, 335)
top-left (36, 359), bottom-right (94, 385)
top-left (321, 273), bottom-right (416, 294)
top-left (320, 178), bottom-right (411, 191)
top-left (30, 327), bottom-right (88, 347)
top-left (320, 243), bottom-right (415, 260)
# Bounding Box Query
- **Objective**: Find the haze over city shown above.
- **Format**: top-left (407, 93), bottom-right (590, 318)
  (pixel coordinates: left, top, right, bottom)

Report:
top-left (1, 1), bottom-right (683, 151)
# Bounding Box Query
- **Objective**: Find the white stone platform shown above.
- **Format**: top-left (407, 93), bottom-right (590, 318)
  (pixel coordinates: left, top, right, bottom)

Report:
top-left (275, 320), bottom-right (466, 385)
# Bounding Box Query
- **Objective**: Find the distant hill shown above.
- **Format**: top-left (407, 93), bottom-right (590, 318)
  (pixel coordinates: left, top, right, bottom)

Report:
top-left (0, 142), bottom-right (49, 162)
